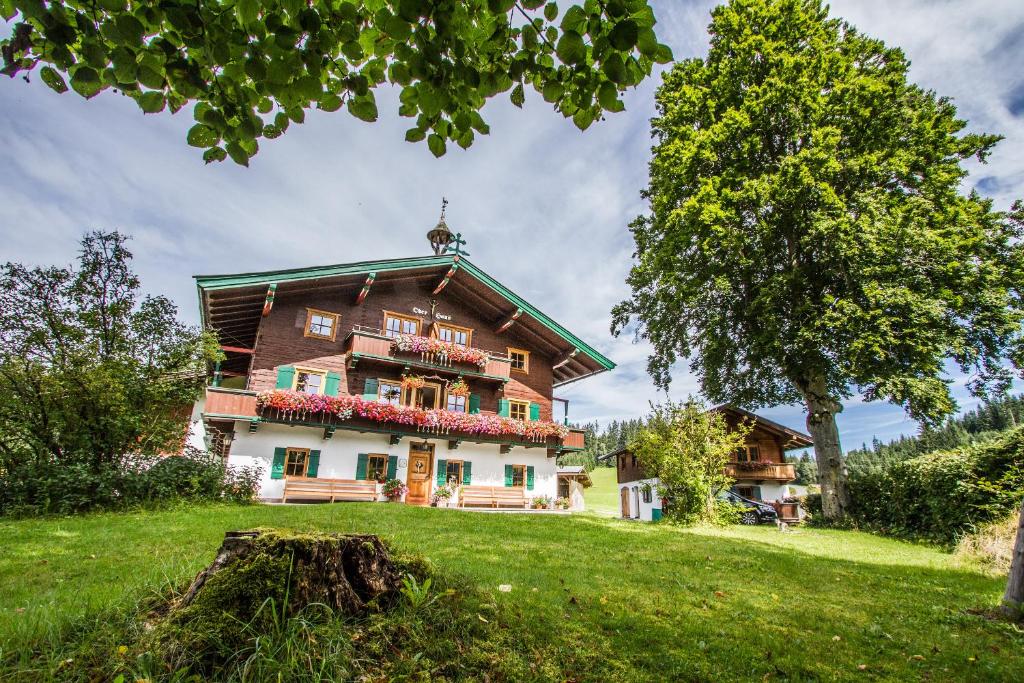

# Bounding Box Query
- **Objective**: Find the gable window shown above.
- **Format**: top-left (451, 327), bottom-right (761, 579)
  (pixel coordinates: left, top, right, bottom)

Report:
top-left (445, 460), bottom-right (463, 485)
top-left (437, 323), bottom-right (472, 347)
top-left (510, 464), bottom-right (526, 487)
top-left (366, 454), bottom-right (387, 481)
top-left (446, 393), bottom-right (467, 413)
top-left (285, 448), bottom-right (309, 477)
top-left (378, 380), bottom-right (402, 406)
top-left (735, 445), bottom-right (761, 462)
top-left (508, 399), bottom-right (529, 422)
top-left (294, 368), bottom-right (326, 395)
top-left (642, 487), bottom-right (653, 504)
top-left (305, 308), bottom-right (339, 341)
top-left (508, 347), bottom-right (529, 373)
top-left (383, 311), bottom-right (420, 338)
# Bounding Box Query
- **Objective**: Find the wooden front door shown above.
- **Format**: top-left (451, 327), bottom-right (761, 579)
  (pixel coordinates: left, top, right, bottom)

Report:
top-left (620, 487), bottom-right (630, 518)
top-left (406, 442), bottom-right (434, 505)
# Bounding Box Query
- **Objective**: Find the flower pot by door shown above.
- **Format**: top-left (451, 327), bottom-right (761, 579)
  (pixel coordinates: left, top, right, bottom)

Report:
top-left (406, 442), bottom-right (434, 506)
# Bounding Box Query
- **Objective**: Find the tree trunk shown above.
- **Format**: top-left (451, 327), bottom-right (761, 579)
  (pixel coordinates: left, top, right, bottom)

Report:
top-left (1002, 500), bottom-right (1024, 620)
top-left (798, 376), bottom-right (851, 521)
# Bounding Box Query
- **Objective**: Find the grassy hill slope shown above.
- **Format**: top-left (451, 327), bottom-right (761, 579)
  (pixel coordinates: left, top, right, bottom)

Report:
top-left (2, 504), bottom-right (1020, 681)
top-left (585, 466), bottom-right (621, 516)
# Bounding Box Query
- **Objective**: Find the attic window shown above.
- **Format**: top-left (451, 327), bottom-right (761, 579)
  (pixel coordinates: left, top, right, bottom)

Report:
top-left (508, 347), bottom-right (529, 373)
top-left (305, 309), bottom-right (339, 341)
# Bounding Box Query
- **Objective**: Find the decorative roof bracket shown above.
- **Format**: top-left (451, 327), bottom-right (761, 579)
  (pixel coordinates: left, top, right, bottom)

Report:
top-left (355, 272), bottom-right (376, 305)
top-left (494, 307), bottom-right (523, 334)
top-left (261, 283), bottom-right (277, 317)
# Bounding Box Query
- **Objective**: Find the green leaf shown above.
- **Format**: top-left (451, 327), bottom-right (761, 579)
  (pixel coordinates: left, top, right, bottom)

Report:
top-left (608, 20), bottom-right (638, 51)
top-left (39, 66), bottom-right (68, 94)
top-left (226, 141), bottom-right (250, 167)
top-left (389, 62), bottom-right (411, 85)
top-left (636, 27), bottom-right (658, 57)
top-left (560, 5), bottom-right (587, 33)
top-left (510, 83), bottom-right (525, 108)
top-left (138, 91), bottom-right (166, 114)
top-left (456, 128), bottom-right (474, 150)
top-left (544, 2), bottom-right (558, 21)
top-left (186, 124), bottom-right (219, 148)
top-left (348, 96), bottom-right (378, 122)
top-left (542, 80), bottom-right (564, 103)
top-left (115, 15), bottom-right (145, 45)
top-left (2, 0), bottom-right (18, 20)
top-left (70, 67), bottom-right (102, 99)
top-left (602, 53), bottom-right (627, 84)
top-left (597, 81), bottom-right (618, 110)
top-left (203, 146), bottom-right (227, 164)
top-left (97, 0), bottom-right (126, 10)
top-left (572, 107), bottom-right (594, 130)
top-left (488, 0), bottom-right (515, 12)
top-left (385, 16), bottom-right (411, 41)
top-left (653, 43), bottom-right (674, 64)
top-left (427, 133), bottom-right (446, 157)
top-left (319, 92), bottom-right (344, 112)
top-left (405, 126), bottom-right (426, 142)
top-left (555, 31), bottom-right (586, 65)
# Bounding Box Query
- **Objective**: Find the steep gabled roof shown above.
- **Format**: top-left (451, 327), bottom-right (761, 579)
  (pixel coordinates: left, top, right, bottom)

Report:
top-left (194, 254), bottom-right (614, 387)
top-left (710, 404), bottom-right (813, 450)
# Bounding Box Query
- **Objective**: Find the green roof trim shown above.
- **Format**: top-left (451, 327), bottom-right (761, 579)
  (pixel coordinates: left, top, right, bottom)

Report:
top-left (195, 255), bottom-right (615, 371)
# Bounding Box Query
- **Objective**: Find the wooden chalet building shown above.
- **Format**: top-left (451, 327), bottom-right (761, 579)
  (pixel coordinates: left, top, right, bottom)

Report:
top-left (601, 406), bottom-right (813, 522)
top-left (187, 218), bottom-right (613, 508)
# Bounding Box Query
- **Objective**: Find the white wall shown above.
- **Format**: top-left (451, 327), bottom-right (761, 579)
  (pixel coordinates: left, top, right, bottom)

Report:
top-left (225, 420), bottom-right (559, 503)
top-left (733, 480), bottom-right (788, 503)
top-left (618, 477), bottom-right (661, 521)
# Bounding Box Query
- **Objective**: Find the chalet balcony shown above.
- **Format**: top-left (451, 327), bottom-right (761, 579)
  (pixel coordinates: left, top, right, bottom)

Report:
top-left (201, 387), bottom-right (585, 453)
top-left (724, 462), bottom-right (796, 481)
top-left (345, 327), bottom-right (512, 381)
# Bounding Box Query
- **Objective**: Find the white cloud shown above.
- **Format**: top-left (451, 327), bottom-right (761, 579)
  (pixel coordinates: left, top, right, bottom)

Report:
top-left (1, 0), bottom-right (1021, 448)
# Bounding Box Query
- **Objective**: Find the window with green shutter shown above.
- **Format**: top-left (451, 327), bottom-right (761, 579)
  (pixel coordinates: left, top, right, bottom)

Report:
top-left (275, 366), bottom-right (295, 390)
top-left (468, 393), bottom-right (481, 414)
top-left (355, 453), bottom-right (368, 480)
top-left (462, 461), bottom-right (472, 485)
top-left (324, 372), bottom-right (341, 396)
top-left (504, 464), bottom-right (513, 487)
top-left (526, 465), bottom-right (535, 490)
top-left (306, 450), bottom-right (321, 477)
top-left (271, 447), bottom-right (286, 479)
top-left (498, 398), bottom-right (510, 417)
top-left (529, 402), bottom-right (540, 421)
top-left (363, 378), bottom-right (379, 400)
top-left (386, 455), bottom-right (398, 480)
top-left (436, 459), bottom-right (447, 486)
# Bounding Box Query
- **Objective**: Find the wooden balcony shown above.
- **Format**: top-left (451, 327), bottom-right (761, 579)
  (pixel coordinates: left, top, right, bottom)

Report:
top-left (203, 387), bottom-right (257, 419)
top-left (563, 429), bottom-right (585, 450)
top-left (345, 328), bottom-right (512, 381)
top-left (725, 462), bottom-right (796, 481)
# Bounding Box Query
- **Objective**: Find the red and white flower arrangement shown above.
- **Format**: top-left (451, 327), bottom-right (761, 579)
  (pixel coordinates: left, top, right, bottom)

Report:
top-left (448, 378), bottom-right (471, 397)
top-left (255, 390), bottom-right (570, 441)
top-left (391, 333), bottom-right (489, 368)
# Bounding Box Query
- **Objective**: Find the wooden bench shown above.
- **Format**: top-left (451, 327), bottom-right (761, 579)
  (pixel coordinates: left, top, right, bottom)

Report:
top-left (282, 477), bottom-right (377, 503)
top-left (459, 485), bottom-right (527, 509)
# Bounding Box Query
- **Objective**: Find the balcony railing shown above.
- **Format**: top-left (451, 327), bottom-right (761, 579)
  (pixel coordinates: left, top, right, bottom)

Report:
top-left (724, 462), bottom-right (796, 481)
top-left (346, 327), bottom-right (512, 380)
top-left (201, 387), bottom-right (585, 451)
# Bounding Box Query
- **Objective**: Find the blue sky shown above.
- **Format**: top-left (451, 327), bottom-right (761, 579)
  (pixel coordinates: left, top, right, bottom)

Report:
top-left (2, 1), bottom-right (1022, 450)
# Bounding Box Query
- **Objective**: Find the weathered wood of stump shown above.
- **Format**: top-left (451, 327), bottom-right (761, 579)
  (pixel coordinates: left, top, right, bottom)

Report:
top-left (180, 530), bottom-right (403, 616)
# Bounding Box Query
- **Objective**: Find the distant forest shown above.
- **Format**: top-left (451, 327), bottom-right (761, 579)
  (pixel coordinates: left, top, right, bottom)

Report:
top-left (564, 394), bottom-right (1024, 477)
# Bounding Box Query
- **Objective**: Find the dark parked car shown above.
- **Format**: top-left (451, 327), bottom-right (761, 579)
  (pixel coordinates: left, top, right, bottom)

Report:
top-left (717, 490), bottom-right (778, 525)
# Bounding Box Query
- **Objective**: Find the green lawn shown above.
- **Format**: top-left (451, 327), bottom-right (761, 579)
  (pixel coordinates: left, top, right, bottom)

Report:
top-left (586, 466), bottom-right (621, 516)
top-left (1, 504), bottom-right (1021, 681)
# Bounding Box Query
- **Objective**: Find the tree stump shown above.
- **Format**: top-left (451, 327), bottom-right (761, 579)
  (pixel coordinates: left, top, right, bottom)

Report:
top-left (178, 529), bottom-right (403, 617)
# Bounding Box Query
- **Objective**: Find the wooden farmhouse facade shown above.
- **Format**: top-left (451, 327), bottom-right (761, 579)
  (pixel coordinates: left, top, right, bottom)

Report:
top-left (603, 406), bottom-right (813, 522)
top-left (187, 242), bottom-right (613, 508)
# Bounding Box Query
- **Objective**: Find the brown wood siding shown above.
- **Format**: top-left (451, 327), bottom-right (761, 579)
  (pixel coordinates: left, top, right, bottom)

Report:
top-left (721, 414), bottom-right (788, 463)
top-left (248, 279), bottom-right (555, 419)
top-left (616, 451), bottom-right (649, 484)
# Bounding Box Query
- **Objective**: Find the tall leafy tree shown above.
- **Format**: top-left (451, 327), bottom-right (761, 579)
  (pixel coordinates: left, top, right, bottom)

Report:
top-left (1, 0), bottom-right (672, 164)
top-left (612, 0), bottom-right (1024, 521)
top-left (0, 232), bottom-right (219, 508)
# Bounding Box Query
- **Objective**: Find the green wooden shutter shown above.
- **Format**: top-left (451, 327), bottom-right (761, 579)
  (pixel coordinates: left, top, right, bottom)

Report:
top-left (386, 455), bottom-right (398, 480)
top-left (271, 447), bottom-right (286, 479)
top-left (436, 459), bottom-right (447, 486)
top-left (504, 464), bottom-right (513, 487)
top-left (528, 402), bottom-right (540, 421)
top-left (498, 398), bottom-right (510, 417)
top-left (355, 453), bottom-right (368, 480)
top-left (526, 465), bottom-right (535, 490)
top-left (462, 461), bottom-right (472, 485)
top-left (275, 366), bottom-right (295, 390)
top-left (468, 393), bottom-right (481, 414)
top-left (306, 450), bottom-right (320, 478)
top-left (325, 372), bottom-right (341, 397)
top-left (363, 378), bottom-right (379, 400)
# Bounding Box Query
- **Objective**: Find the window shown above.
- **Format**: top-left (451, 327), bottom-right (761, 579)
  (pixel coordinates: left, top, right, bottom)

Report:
top-left (509, 399), bottom-right (529, 421)
top-left (445, 460), bottom-right (463, 485)
top-left (446, 393), bottom-right (467, 412)
top-left (405, 382), bottom-right (441, 409)
top-left (378, 380), bottom-right (402, 406)
top-left (642, 487), bottom-right (653, 504)
top-left (437, 323), bottom-right (472, 347)
top-left (294, 368), bottom-right (326, 395)
top-left (285, 448), bottom-right (309, 477)
top-left (735, 445), bottom-right (761, 462)
top-left (510, 464), bottom-right (526, 487)
top-left (366, 454), bottom-right (387, 481)
top-left (558, 478), bottom-right (570, 499)
top-left (305, 308), bottom-right (339, 341)
top-left (383, 311), bottom-right (420, 338)
top-left (508, 347), bottom-right (529, 373)
top-left (735, 485), bottom-right (760, 501)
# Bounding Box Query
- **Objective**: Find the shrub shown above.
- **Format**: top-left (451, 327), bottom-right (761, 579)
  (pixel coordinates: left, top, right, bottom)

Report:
top-left (842, 427), bottom-right (1024, 544)
top-left (713, 499), bottom-right (747, 526)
